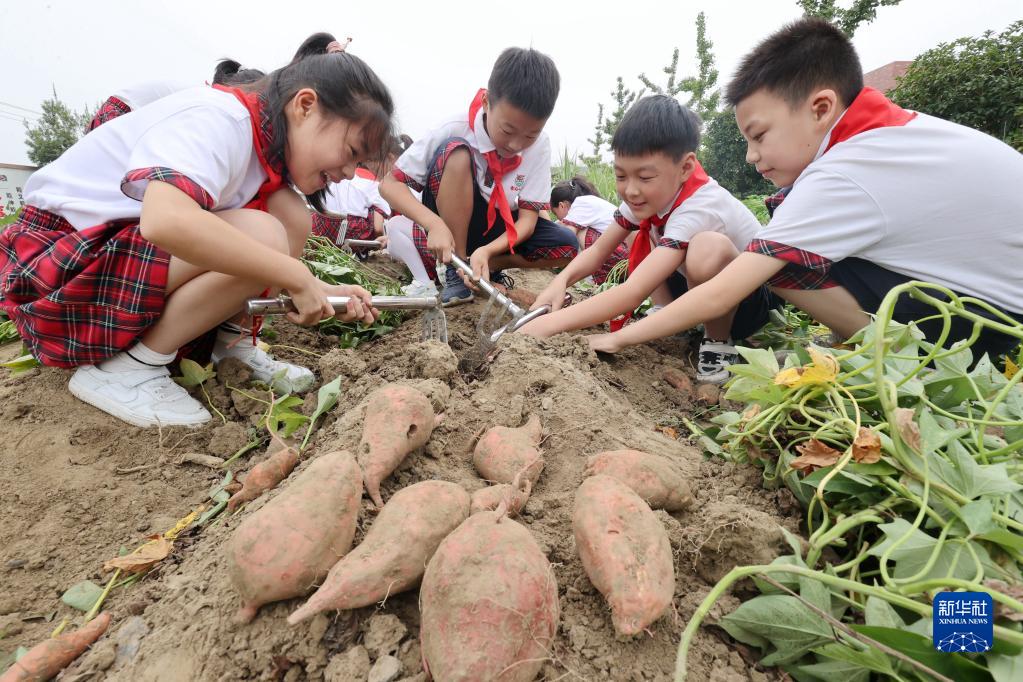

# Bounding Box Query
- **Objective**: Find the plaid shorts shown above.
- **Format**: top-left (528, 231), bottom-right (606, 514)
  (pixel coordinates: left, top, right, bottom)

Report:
top-left (85, 96), bottom-right (132, 133)
top-left (409, 138), bottom-right (578, 276)
top-left (0, 206), bottom-right (170, 367)
top-left (579, 226), bottom-right (628, 286)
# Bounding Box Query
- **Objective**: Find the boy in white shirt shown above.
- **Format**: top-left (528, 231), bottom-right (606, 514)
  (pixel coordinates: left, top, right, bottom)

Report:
top-left (522, 96), bottom-right (773, 383)
top-left (586, 18), bottom-right (1023, 364)
top-left (380, 47), bottom-right (577, 306)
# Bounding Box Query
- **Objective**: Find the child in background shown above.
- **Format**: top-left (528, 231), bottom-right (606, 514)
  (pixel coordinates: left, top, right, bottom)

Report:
top-left (549, 176), bottom-right (629, 286)
top-left (522, 95), bottom-right (775, 383)
top-left (314, 166), bottom-right (390, 252)
top-left (380, 47), bottom-right (578, 306)
top-left (585, 18), bottom-right (1023, 364)
top-left (0, 51), bottom-right (392, 427)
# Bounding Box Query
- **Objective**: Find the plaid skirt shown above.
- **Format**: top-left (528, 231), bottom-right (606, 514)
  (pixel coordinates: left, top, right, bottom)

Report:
top-left (582, 226), bottom-right (628, 286)
top-left (0, 206), bottom-right (170, 367)
top-left (310, 214), bottom-right (375, 245)
top-left (85, 96), bottom-right (132, 133)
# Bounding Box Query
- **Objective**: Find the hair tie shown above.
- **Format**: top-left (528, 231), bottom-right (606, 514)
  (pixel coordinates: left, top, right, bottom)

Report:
top-left (326, 37), bottom-right (352, 54)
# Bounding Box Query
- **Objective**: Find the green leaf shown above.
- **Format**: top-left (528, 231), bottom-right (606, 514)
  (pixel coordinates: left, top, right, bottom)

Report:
top-left (301, 376), bottom-right (343, 450)
top-left (866, 518), bottom-right (983, 582)
top-left (60, 580), bottom-right (104, 612)
top-left (734, 346), bottom-right (781, 377)
top-left (988, 651), bottom-right (1023, 682)
top-left (851, 625), bottom-right (989, 682)
top-left (864, 595), bottom-right (904, 629)
top-left (799, 576), bottom-right (832, 613)
top-left (720, 595), bottom-right (832, 666)
top-left (173, 359), bottom-right (215, 389)
top-left (811, 641), bottom-right (895, 676)
top-left (795, 658), bottom-right (870, 682)
top-left (959, 499), bottom-right (997, 536)
top-left (1, 353), bottom-right (41, 374)
top-left (752, 555), bottom-right (805, 595)
top-left (931, 440), bottom-right (1023, 500)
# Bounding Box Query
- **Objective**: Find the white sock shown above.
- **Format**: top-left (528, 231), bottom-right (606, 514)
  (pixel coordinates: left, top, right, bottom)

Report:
top-left (386, 219), bottom-right (434, 283)
top-left (99, 341), bottom-right (176, 372)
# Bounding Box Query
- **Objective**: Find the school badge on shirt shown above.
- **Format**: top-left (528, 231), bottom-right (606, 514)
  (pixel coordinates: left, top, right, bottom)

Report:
top-left (512, 174), bottom-right (526, 193)
top-left (932, 592), bottom-right (993, 652)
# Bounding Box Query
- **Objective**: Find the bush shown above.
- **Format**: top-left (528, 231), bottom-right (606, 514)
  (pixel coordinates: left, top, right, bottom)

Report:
top-left (700, 113), bottom-right (774, 197)
top-left (890, 21), bottom-right (1023, 150)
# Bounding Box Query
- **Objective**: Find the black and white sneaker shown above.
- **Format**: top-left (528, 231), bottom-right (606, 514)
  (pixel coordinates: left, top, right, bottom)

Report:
top-left (490, 271), bottom-right (515, 291)
top-left (697, 338), bottom-right (739, 384)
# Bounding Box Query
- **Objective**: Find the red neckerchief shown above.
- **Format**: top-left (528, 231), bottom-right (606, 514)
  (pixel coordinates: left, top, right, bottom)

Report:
top-left (212, 85), bottom-right (287, 341)
top-left (354, 167), bottom-right (377, 181)
top-left (468, 89), bottom-right (524, 252)
top-left (610, 161), bottom-right (709, 332)
top-left (823, 87), bottom-right (916, 153)
top-left (212, 85), bottom-right (286, 212)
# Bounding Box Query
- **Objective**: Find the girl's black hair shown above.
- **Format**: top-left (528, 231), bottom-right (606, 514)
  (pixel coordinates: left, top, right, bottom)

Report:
top-left (550, 176), bottom-right (598, 207)
top-left (253, 52), bottom-right (395, 212)
top-left (212, 59), bottom-right (266, 86)
top-left (291, 32), bottom-right (338, 63)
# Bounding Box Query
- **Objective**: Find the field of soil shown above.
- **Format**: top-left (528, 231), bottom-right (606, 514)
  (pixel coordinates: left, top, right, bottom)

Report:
top-left (0, 267), bottom-right (802, 681)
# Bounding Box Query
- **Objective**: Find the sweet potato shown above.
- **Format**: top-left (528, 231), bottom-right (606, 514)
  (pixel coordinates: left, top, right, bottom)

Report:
top-left (357, 384), bottom-right (436, 507)
top-left (420, 511), bottom-right (559, 681)
top-left (473, 414), bottom-right (543, 486)
top-left (0, 612), bottom-right (111, 682)
top-left (470, 466), bottom-right (534, 516)
top-left (584, 449), bottom-right (694, 511)
top-left (227, 446), bottom-right (299, 512)
top-left (288, 480), bottom-right (469, 624)
top-left (573, 474), bottom-right (675, 635)
top-left (228, 450), bottom-right (362, 623)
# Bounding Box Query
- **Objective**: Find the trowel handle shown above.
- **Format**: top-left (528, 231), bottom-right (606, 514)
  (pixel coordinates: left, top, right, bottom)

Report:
top-left (343, 239), bottom-right (384, 250)
top-left (449, 255), bottom-right (524, 317)
top-left (246, 295), bottom-right (438, 316)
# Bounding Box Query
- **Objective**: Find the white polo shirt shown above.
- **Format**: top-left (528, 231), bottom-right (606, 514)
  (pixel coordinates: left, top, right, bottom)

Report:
top-left (392, 104), bottom-right (552, 212)
top-left (749, 112), bottom-right (1023, 314)
top-left (616, 177), bottom-right (761, 258)
top-left (561, 195), bottom-right (617, 234)
top-left (323, 174), bottom-right (390, 219)
top-left (24, 86), bottom-right (266, 229)
top-left (111, 80), bottom-right (192, 110)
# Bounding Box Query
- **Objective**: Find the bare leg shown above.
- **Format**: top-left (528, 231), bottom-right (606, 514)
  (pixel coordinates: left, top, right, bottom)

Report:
top-left (266, 187), bottom-right (312, 258)
top-left (770, 285), bottom-right (871, 339)
top-left (434, 147), bottom-right (474, 257)
top-left (685, 232), bottom-right (741, 339)
top-left (489, 253), bottom-right (573, 271)
top-left (140, 209), bottom-right (289, 354)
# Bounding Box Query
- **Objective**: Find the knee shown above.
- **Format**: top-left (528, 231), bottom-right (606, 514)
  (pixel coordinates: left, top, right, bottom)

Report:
top-left (685, 232), bottom-right (737, 282)
top-left (218, 208), bottom-right (290, 255)
top-left (442, 146), bottom-right (472, 178)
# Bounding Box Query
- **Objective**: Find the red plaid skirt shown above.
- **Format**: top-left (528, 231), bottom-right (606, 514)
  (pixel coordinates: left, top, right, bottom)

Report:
top-left (85, 96), bottom-right (132, 133)
top-left (310, 214), bottom-right (374, 246)
top-left (0, 206), bottom-right (170, 367)
top-left (582, 227), bottom-right (628, 286)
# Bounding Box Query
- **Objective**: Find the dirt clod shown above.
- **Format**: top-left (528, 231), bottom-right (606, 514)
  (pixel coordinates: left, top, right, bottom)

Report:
top-left (364, 613), bottom-right (407, 659)
top-left (324, 646), bottom-right (371, 682)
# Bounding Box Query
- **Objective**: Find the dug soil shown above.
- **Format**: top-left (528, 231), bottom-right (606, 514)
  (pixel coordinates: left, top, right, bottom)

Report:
top-left (0, 267), bottom-right (801, 681)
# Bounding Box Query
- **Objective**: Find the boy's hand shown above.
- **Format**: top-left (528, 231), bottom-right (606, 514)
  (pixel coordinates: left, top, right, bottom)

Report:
top-left (375, 234), bottom-right (389, 249)
top-left (530, 279), bottom-right (569, 312)
top-left (321, 282), bottom-right (378, 324)
top-left (465, 249), bottom-right (491, 290)
top-left (427, 223), bottom-right (455, 263)
top-left (587, 332), bottom-right (626, 354)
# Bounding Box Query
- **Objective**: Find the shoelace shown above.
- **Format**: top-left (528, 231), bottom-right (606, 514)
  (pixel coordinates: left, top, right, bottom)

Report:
top-left (491, 272), bottom-right (515, 289)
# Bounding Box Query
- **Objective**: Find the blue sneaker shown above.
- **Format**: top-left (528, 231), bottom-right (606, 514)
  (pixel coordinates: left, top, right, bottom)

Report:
top-left (441, 264), bottom-right (474, 307)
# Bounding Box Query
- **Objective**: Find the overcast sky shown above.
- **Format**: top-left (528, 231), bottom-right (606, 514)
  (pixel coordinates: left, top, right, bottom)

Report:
top-left (1, 0), bottom-right (1019, 166)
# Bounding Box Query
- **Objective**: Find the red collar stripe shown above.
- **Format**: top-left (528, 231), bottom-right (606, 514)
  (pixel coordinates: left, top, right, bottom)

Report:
top-left (824, 87), bottom-right (917, 153)
top-left (468, 88), bottom-right (524, 252)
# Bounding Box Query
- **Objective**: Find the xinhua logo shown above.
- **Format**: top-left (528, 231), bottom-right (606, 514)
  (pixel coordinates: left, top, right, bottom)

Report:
top-left (933, 592), bottom-right (993, 653)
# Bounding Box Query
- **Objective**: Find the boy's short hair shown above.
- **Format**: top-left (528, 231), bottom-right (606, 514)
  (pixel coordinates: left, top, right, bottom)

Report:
top-left (488, 47), bottom-right (560, 120)
top-left (726, 18), bottom-right (863, 109)
top-left (611, 95), bottom-right (701, 161)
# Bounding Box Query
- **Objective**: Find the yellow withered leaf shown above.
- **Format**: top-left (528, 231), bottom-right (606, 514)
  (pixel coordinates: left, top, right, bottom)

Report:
top-left (774, 347), bottom-right (840, 388)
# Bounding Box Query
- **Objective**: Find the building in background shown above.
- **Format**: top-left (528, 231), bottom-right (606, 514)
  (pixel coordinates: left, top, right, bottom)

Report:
top-left (0, 163), bottom-right (35, 219)
top-left (864, 61), bottom-right (912, 94)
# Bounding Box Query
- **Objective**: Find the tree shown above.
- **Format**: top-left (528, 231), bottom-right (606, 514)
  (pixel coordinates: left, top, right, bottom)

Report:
top-left (23, 87), bottom-right (92, 166)
top-left (889, 21), bottom-right (1023, 151)
top-left (700, 113), bottom-right (774, 197)
top-left (798, 0), bottom-right (903, 36)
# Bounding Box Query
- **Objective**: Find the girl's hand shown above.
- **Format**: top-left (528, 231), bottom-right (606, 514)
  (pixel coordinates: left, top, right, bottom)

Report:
top-left (517, 314), bottom-right (557, 338)
top-left (286, 272), bottom-right (337, 327)
top-left (530, 279), bottom-right (568, 312)
top-left (587, 333), bottom-right (626, 354)
top-left (427, 223), bottom-right (455, 263)
top-left (375, 234), bottom-right (389, 249)
top-left (322, 282), bottom-right (378, 324)
top-left (465, 249), bottom-right (491, 290)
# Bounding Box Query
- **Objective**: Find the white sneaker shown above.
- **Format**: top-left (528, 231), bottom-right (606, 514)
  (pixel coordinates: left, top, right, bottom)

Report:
top-left (643, 304), bottom-right (665, 317)
top-left (212, 337), bottom-right (315, 394)
top-left (401, 279), bottom-right (439, 297)
top-left (69, 365), bottom-right (212, 427)
top-left (697, 339), bottom-right (740, 384)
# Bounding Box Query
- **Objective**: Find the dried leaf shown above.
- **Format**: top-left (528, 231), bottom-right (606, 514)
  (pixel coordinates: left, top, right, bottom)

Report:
top-left (852, 427), bottom-right (882, 464)
top-left (790, 439), bottom-right (842, 473)
top-left (656, 425), bottom-right (679, 440)
top-left (984, 580), bottom-right (1023, 622)
top-left (773, 347), bottom-right (839, 388)
top-left (103, 535), bottom-right (173, 574)
top-left (741, 404), bottom-right (762, 422)
top-left (894, 408), bottom-right (921, 453)
top-left (163, 507), bottom-right (201, 541)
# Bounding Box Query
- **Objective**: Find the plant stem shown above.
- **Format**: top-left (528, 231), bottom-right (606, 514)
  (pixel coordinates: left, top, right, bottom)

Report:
top-left (84, 569), bottom-right (120, 622)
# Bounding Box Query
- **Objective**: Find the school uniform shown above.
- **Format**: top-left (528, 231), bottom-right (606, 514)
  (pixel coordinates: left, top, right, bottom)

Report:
top-left (312, 168), bottom-right (389, 246)
top-left (392, 89), bottom-right (577, 276)
top-left (747, 87), bottom-right (1023, 359)
top-left (85, 80), bottom-right (192, 132)
top-left (559, 194), bottom-right (627, 285)
top-left (614, 162), bottom-right (777, 338)
top-left (1, 85), bottom-right (285, 367)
